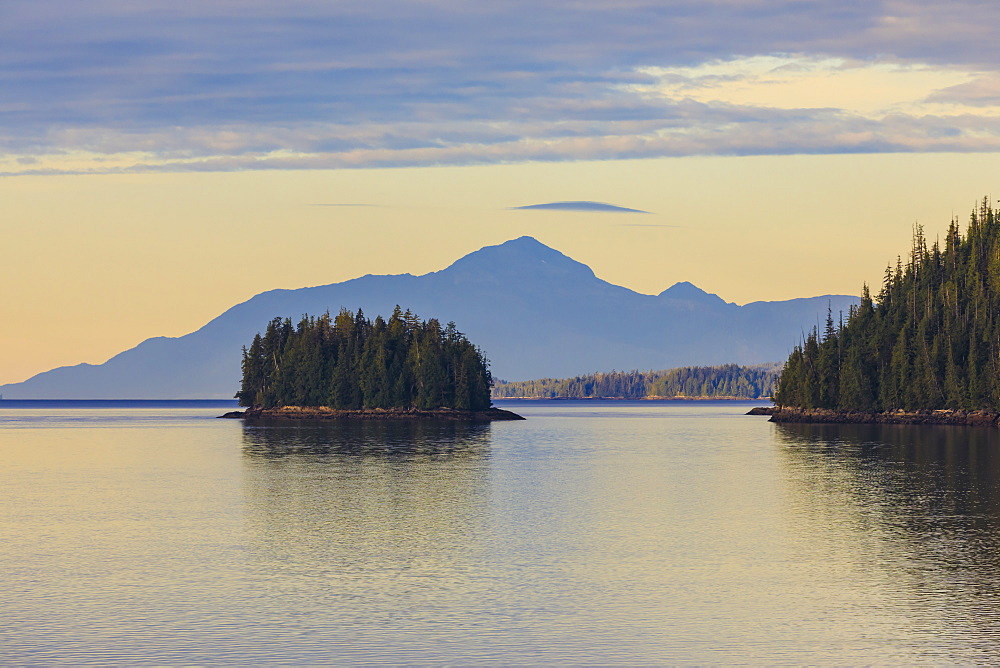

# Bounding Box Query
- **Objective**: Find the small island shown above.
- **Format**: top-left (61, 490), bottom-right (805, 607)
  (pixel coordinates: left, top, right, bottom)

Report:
top-left (766, 198), bottom-right (1000, 428)
top-left (222, 306), bottom-right (523, 421)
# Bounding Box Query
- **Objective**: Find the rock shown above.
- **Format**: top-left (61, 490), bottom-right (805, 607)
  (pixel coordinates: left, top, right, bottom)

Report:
top-left (231, 406), bottom-right (524, 421)
top-left (768, 407), bottom-right (1000, 428)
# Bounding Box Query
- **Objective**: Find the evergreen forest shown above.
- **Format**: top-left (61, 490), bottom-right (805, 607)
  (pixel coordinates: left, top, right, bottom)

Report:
top-left (774, 198), bottom-right (1000, 411)
top-left (236, 307), bottom-right (493, 410)
top-left (492, 363), bottom-right (779, 399)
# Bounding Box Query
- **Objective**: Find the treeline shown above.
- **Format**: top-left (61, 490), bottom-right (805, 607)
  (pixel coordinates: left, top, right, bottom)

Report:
top-left (649, 364), bottom-right (780, 398)
top-left (774, 197), bottom-right (1000, 411)
top-left (236, 307), bottom-right (492, 410)
top-left (492, 363), bottom-right (780, 399)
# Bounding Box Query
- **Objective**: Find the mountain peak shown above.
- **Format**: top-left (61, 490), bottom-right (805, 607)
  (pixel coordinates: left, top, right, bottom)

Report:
top-left (658, 281), bottom-right (729, 305)
top-left (441, 236), bottom-right (597, 282)
top-left (498, 235), bottom-right (555, 253)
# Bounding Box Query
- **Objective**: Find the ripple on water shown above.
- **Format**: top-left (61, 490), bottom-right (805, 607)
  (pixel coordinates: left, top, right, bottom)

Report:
top-left (2, 403), bottom-right (1000, 663)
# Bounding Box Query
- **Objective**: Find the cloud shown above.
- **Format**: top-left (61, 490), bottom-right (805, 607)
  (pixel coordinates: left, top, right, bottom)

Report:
top-left (5, 1), bottom-right (1000, 174)
top-left (512, 201), bottom-right (651, 213)
top-left (628, 56), bottom-right (976, 117)
top-left (926, 73), bottom-right (1000, 106)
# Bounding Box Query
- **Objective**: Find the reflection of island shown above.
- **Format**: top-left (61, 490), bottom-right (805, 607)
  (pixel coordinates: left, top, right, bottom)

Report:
top-left (774, 421), bottom-right (1000, 516)
top-left (241, 418), bottom-right (493, 459)
top-left (239, 420), bottom-right (495, 608)
top-left (773, 422), bottom-right (1000, 649)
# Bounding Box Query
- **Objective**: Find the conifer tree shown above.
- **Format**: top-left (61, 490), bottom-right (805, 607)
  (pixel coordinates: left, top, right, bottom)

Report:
top-left (236, 307), bottom-right (493, 411)
top-left (773, 198), bottom-right (1000, 412)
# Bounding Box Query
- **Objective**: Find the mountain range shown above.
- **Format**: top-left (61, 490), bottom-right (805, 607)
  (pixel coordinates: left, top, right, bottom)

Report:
top-left (1, 237), bottom-right (859, 398)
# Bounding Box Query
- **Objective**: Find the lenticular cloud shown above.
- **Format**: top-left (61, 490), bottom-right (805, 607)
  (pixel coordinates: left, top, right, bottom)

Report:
top-left (512, 201), bottom-right (651, 214)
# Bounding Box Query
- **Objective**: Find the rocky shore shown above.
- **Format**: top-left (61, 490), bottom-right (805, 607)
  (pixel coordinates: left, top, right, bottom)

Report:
top-left (749, 406), bottom-right (1000, 428)
top-left (219, 405), bottom-right (525, 421)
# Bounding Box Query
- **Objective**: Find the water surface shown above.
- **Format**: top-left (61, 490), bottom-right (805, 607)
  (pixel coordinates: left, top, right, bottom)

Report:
top-left (2, 401), bottom-right (999, 663)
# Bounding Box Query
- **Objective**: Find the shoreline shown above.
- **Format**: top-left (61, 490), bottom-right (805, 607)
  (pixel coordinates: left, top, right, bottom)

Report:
top-left (219, 405), bottom-right (525, 421)
top-left (752, 406), bottom-right (1000, 428)
top-left (493, 396), bottom-right (770, 401)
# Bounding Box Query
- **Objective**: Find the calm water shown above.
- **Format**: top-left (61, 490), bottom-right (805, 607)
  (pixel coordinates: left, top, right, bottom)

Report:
top-left (2, 400), bottom-right (1000, 664)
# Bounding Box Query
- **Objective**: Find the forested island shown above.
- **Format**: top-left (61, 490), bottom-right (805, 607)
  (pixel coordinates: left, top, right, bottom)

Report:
top-left (228, 307), bottom-right (522, 421)
top-left (770, 198), bottom-right (1000, 428)
top-left (493, 363), bottom-right (779, 399)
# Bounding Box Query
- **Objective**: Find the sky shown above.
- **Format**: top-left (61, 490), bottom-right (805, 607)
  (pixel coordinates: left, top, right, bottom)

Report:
top-left (6, 1), bottom-right (1000, 384)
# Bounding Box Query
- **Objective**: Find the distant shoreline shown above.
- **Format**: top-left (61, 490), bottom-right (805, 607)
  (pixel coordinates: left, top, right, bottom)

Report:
top-left (493, 396), bottom-right (771, 401)
top-left (0, 399), bottom-right (238, 408)
top-left (752, 406), bottom-right (1000, 428)
top-left (220, 406), bottom-right (525, 421)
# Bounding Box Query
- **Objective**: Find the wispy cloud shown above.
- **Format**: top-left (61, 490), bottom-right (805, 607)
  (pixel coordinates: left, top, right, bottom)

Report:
top-left (4, 1), bottom-right (1000, 174)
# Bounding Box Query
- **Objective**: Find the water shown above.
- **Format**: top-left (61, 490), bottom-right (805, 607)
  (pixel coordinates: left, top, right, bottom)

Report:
top-left (1, 400), bottom-right (999, 663)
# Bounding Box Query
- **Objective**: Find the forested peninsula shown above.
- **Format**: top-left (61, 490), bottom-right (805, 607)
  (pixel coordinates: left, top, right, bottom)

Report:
top-left (227, 307), bottom-right (522, 421)
top-left (770, 198), bottom-right (1000, 428)
top-left (493, 363), bottom-right (779, 399)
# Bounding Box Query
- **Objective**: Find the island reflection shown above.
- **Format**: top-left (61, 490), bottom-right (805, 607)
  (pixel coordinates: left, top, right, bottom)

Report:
top-left (241, 419), bottom-right (493, 460)
top-left (774, 422), bottom-right (1000, 648)
top-left (775, 422), bottom-right (1000, 524)
top-left (239, 420), bottom-right (495, 607)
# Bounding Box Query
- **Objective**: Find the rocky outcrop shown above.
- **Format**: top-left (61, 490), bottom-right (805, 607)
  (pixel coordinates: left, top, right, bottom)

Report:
top-left (219, 405), bottom-right (525, 421)
top-left (765, 407), bottom-right (1000, 428)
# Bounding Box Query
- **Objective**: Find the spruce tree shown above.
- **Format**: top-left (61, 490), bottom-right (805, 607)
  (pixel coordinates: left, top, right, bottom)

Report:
top-left (774, 198), bottom-right (1000, 412)
top-left (236, 306), bottom-right (493, 411)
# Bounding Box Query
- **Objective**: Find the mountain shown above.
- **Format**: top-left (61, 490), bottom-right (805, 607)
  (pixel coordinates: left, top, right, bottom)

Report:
top-left (1, 237), bottom-right (859, 398)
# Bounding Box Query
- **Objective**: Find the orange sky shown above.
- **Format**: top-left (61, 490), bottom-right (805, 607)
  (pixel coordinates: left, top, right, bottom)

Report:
top-left (4, 152), bottom-right (1000, 385)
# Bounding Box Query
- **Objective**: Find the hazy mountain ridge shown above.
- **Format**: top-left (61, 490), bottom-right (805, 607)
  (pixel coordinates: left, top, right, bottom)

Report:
top-left (1, 236), bottom-right (859, 398)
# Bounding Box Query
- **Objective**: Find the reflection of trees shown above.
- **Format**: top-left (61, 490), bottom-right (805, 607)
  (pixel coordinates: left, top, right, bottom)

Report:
top-left (774, 422), bottom-right (1000, 650)
top-left (239, 420), bottom-right (495, 609)
top-left (241, 419), bottom-right (492, 461)
top-left (775, 422), bottom-right (1000, 531)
